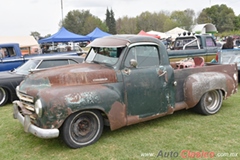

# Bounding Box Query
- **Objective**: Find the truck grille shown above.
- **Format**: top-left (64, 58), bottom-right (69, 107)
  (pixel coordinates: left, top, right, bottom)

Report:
top-left (18, 93), bottom-right (34, 103)
top-left (17, 91), bottom-right (37, 121)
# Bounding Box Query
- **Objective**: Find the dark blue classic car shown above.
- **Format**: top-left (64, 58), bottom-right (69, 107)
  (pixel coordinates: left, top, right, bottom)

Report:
top-left (0, 55), bottom-right (84, 106)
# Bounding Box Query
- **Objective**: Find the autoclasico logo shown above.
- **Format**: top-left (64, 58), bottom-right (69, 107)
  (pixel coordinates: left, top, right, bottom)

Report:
top-left (157, 150), bottom-right (215, 158)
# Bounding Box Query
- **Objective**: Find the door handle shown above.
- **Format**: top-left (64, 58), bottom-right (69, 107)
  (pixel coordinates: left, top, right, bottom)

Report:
top-left (158, 70), bottom-right (166, 77)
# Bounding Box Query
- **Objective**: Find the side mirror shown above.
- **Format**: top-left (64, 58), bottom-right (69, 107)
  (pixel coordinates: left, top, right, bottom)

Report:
top-left (129, 59), bottom-right (137, 68)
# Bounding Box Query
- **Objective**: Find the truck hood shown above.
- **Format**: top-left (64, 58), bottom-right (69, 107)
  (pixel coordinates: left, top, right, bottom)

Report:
top-left (19, 63), bottom-right (117, 92)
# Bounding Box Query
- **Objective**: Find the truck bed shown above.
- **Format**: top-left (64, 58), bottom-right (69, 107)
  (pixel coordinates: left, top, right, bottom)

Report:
top-left (170, 62), bottom-right (238, 103)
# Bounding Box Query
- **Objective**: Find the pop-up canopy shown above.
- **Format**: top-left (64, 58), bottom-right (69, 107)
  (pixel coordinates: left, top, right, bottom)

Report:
top-left (38, 27), bottom-right (90, 43)
top-left (86, 27), bottom-right (111, 41)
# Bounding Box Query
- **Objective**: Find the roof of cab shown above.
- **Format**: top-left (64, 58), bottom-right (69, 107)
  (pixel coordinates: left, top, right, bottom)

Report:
top-left (88, 34), bottom-right (162, 48)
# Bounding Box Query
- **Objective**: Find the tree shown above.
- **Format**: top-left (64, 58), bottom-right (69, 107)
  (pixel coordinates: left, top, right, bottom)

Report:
top-left (105, 8), bottom-right (111, 31)
top-left (117, 12), bottom-right (170, 34)
top-left (163, 18), bottom-right (178, 32)
top-left (197, 4), bottom-right (235, 32)
top-left (116, 16), bottom-right (137, 34)
top-left (136, 11), bottom-right (153, 32)
top-left (62, 10), bottom-right (107, 35)
top-left (135, 11), bottom-right (171, 32)
top-left (105, 8), bottom-right (117, 34)
top-left (156, 11), bottom-right (171, 32)
top-left (33, 5), bottom-right (240, 37)
top-left (170, 9), bottom-right (195, 31)
top-left (109, 9), bottom-right (117, 34)
top-left (30, 31), bottom-right (41, 40)
top-left (233, 15), bottom-right (240, 30)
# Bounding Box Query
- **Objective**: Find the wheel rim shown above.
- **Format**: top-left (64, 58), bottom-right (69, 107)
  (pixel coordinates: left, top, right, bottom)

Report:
top-left (204, 90), bottom-right (220, 112)
top-left (0, 87), bottom-right (7, 105)
top-left (70, 111), bottom-right (100, 145)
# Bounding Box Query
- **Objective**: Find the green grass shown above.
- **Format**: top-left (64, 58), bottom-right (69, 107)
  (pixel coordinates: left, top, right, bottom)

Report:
top-left (1, 87), bottom-right (240, 160)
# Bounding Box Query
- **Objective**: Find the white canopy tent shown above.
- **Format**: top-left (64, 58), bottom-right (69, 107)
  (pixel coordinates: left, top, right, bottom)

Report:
top-left (147, 30), bottom-right (168, 39)
top-left (0, 36), bottom-right (38, 47)
top-left (0, 36), bottom-right (40, 54)
top-left (165, 27), bottom-right (189, 39)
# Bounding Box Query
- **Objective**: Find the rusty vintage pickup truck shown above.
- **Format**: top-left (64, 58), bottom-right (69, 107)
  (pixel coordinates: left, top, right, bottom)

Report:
top-left (13, 35), bottom-right (238, 149)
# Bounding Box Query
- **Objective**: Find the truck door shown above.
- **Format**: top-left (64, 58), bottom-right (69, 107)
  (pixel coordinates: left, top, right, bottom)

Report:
top-left (121, 45), bottom-right (174, 118)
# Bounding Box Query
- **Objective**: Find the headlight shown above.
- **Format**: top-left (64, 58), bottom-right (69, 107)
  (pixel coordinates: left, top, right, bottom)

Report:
top-left (34, 99), bottom-right (43, 117)
top-left (16, 86), bottom-right (20, 98)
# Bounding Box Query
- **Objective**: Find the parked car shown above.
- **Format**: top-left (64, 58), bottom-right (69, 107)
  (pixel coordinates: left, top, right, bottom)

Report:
top-left (0, 55), bottom-right (84, 106)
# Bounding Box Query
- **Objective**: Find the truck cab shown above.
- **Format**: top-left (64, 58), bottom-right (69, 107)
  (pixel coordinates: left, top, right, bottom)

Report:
top-left (168, 33), bottom-right (219, 62)
top-left (0, 43), bottom-right (26, 71)
top-left (85, 35), bottom-right (176, 119)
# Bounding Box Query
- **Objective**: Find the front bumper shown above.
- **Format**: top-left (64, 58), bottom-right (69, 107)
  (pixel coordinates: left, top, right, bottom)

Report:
top-left (13, 101), bottom-right (59, 139)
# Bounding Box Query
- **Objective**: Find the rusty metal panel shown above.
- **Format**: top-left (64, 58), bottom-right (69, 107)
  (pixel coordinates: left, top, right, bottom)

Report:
top-left (174, 63), bottom-right (238, 104)
top-left (126, 106), bottom-right (174, 126)
top-left (184, 72), bottom-right (229, 107)
top-left (33, 84), bottom-right (123, 129)
top-left (23, 63), bottom-right (118, 88)
top-left (108, 101), bottom-right (127, 130)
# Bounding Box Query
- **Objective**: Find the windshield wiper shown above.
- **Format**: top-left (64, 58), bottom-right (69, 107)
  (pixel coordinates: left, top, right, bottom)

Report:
top-left (92, 60), bottom-right (113, 67)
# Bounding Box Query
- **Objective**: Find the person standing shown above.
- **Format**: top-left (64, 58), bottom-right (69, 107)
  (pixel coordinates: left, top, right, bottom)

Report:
top-left (42, 46), bottom-right (48, 53)
top-left (222, 37), bottom-right (234, 49)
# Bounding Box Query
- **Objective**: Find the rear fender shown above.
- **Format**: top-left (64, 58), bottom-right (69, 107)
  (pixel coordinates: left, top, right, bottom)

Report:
top-left (184, 72), bottom-right (236, 108)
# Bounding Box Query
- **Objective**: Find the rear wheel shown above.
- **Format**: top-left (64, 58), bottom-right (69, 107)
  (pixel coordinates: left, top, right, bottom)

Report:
top-left (60, 110), bottom-right (103, 149)
top-left (0, 87), bottom-right (8, 106)
top-left (195, 90), bottom-right (223, 115)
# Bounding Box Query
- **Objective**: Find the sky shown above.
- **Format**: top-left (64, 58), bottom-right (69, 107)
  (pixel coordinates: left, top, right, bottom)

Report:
top-left (0, 0), bottom-right (239, 37)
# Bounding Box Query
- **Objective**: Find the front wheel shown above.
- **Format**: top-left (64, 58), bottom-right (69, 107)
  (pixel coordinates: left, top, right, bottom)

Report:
top-left (60, 110), bottom-right (103, 149)
top-left (195, 90), bottom-right (223, 115)
top-left (0, 87), bottom-right (8, 106)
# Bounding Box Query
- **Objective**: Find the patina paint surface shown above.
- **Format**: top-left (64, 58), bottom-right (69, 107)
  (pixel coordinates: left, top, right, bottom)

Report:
top-left (17, 63), bottom-right (123, 129)
top-left (108, 101), bottom-right (127, 130)
top-left (27, 84), bottom-right (123, 129)
top-left (184, 72), bottom-right (233, 108)
top-left (174, 63), bottom-right (238, 108)
top-left (19, 63), bottom-right (119, 97)
top-left (30, 63), bottom-right (117, 86)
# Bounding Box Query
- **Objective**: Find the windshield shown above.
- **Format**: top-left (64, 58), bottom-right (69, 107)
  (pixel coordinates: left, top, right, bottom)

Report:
top-left (85, 47), bottom-right (125, 66)
top-left (14, 59), bottom-right (41, 75)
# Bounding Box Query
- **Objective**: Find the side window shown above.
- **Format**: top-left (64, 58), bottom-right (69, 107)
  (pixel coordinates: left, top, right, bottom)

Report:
top-left (0, 48), bottom-right (6, 58)
top-left (0, 47), bottom-right (15, 57)
top-left (38, 59), bottom-right (69, 69)
top-left (206, 37), bottom-right (216, 47)
top-left (5, 47), bottom-right (16, 57)
top-left (174, 37), bottom-right (202, 49)
top-left (124, 45), bottom-right (159, 68)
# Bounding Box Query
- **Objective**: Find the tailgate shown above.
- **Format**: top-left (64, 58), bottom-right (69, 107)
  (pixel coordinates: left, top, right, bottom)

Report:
top-left (218, 49), bottom-right (240, 70)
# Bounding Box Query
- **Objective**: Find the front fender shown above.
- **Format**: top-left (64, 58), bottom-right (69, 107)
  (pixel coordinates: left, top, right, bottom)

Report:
top-left (37, 84), bottom-right (123, 129)
top-left (184, 72), bottom-right (236, 108)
